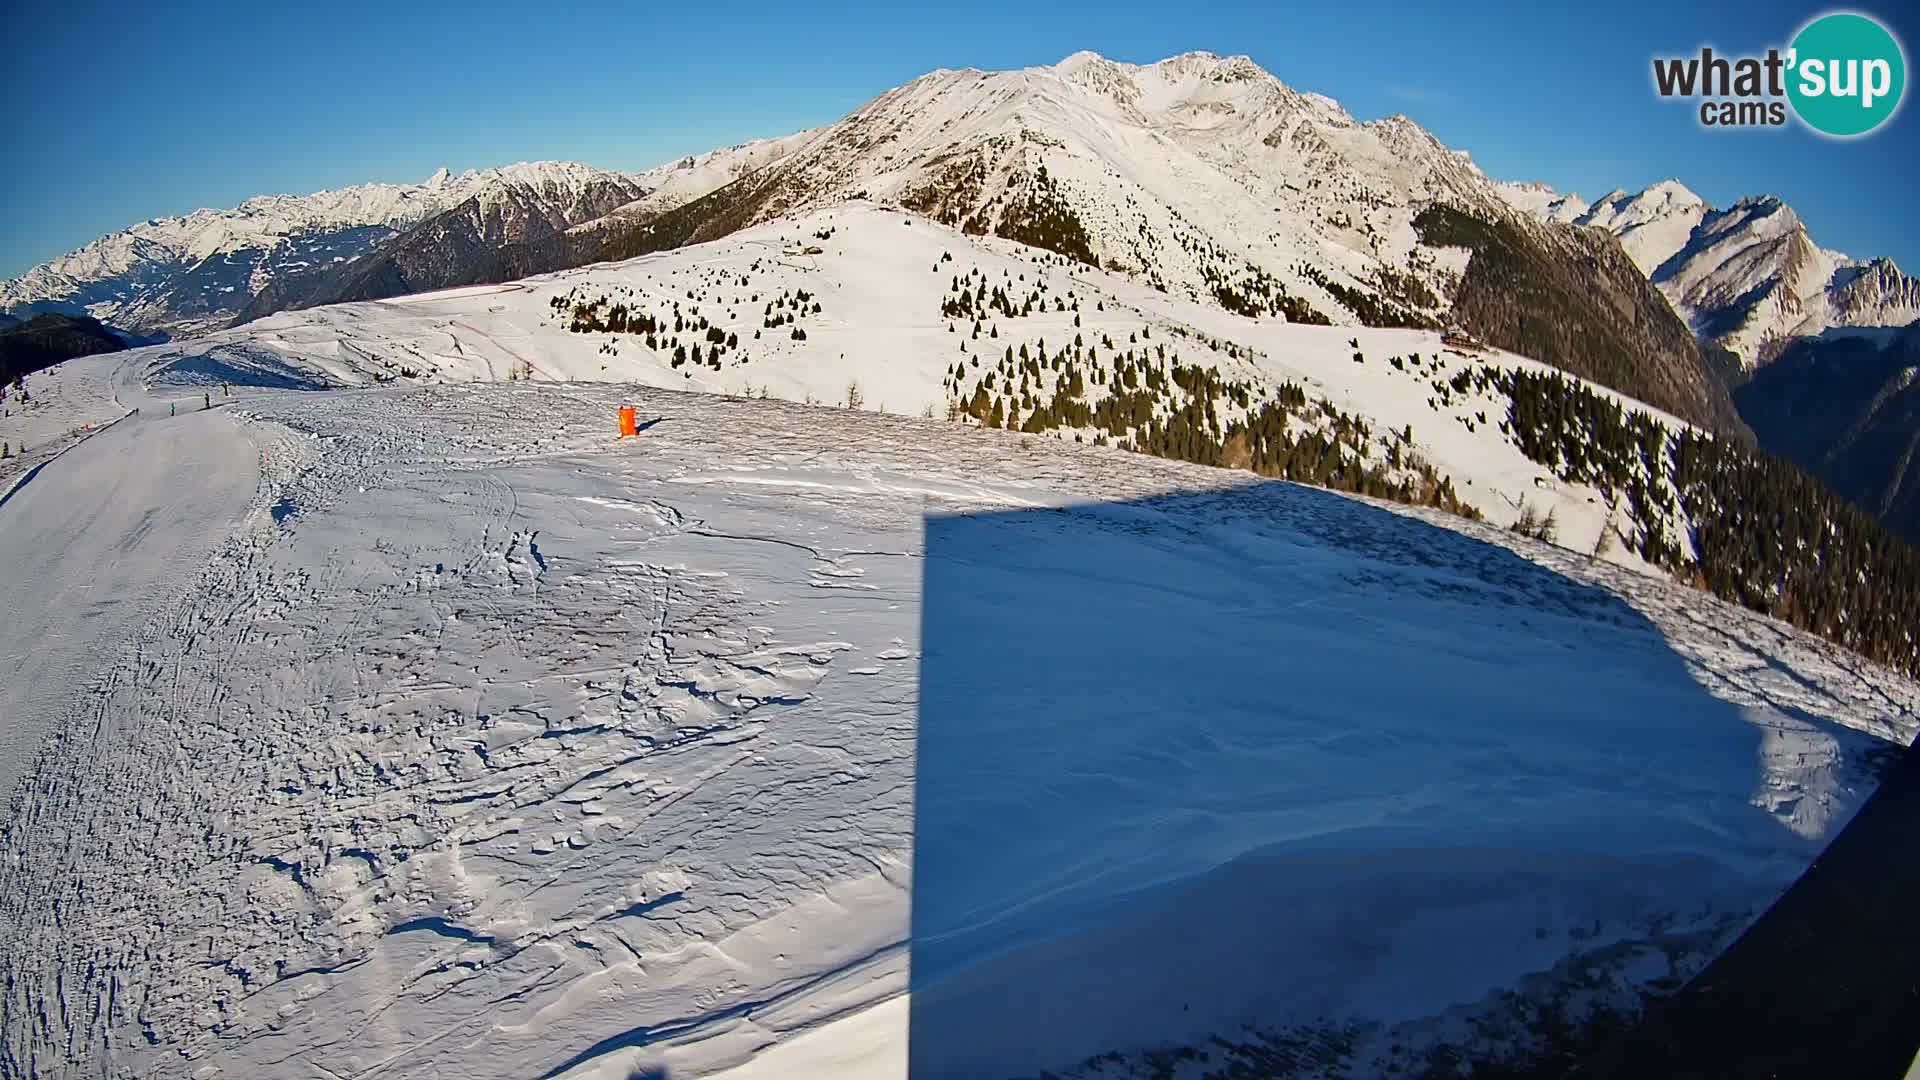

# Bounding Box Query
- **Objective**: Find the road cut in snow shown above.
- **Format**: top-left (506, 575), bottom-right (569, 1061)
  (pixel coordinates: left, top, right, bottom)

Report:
top-left (374, 282), bottom-right (527, 306)
top-left (0, 359), bottom-right (1913, 1079)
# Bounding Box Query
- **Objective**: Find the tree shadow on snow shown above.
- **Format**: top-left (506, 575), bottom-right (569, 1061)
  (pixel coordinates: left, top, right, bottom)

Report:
top-left (909, 479), bottom-right (1888, 1078)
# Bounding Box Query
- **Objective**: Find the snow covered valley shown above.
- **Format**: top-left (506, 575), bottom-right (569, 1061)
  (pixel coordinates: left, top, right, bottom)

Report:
top-left (1, 345), bottom-right (1915, 1079)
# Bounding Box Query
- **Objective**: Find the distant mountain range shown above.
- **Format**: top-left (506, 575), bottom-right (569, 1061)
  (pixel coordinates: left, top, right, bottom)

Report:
top-left (3, 52), bottom-right (1751, 440)
top-left (9, 50), bottom-right (1916, 673)
top-left (0, 159), bottom-right (719, 338)
top-left (1496, 179), bottom-right (1920, 367)
top-left (7, 50), bottom-right (1918, 464)
top-left (1492, 177), bottom-right (1920, 540)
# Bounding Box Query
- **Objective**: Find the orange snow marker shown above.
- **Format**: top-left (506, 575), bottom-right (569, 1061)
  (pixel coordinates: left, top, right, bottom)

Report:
top-left (618, 406), bottom-right (638, 437)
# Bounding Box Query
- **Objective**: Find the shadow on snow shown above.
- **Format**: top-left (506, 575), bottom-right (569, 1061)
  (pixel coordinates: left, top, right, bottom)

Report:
top-left (909, 478), bottom-right (1864, 1078)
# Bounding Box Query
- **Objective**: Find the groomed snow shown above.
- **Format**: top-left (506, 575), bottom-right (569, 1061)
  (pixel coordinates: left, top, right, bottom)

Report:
top-left (0, 344), bottom-right (1914, 1079)
top-left (0, 360), bottom-right (256, 801)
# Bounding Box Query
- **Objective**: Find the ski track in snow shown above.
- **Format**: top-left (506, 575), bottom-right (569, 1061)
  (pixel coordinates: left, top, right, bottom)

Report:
top-left (0, 356), bottom-right (1915, 1079)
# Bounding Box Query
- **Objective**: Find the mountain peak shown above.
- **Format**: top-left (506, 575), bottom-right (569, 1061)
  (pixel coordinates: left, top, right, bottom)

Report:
top-left (1641, 179), bottom-right (1703, 207)
top-left (1729, 194), bottom-right (1788, 215)
top-left (1490, 179), bottom-right (1590, 223)
top-left (1042, 49), bottom-right (1280, 110)
top-left (1150, 50), bottom-right (1267, 83)
top-left (1542, 183), bottom-right (1919, 365)
top-left (425, 167), bottom-right (451, 188)
top-left (1051, 49), bottom-right (1265, 80)
top-left (1054, 49), bottom-right (1109, 70)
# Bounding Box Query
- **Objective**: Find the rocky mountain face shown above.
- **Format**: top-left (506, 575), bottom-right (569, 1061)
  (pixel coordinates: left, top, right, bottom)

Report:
top-left (1412, 204), bottom-right (1746, 435)
top-left (237, 165), bottom-right (650, 317)
top-left (1502, 181), bottom-right (1920, 367)
top-left (1825, 261), bottom-right (1920, 354)
top-left (1734, 324), bottom-right (1920, 543)
top-left (7, 53), bottom-right (1784, 437)
top-left (0, 163), bottom-right (653, 337)
top-left (580, 51), bottom-right (1741, 434)
top-left (1494, 179), bottom-right (1920, 540)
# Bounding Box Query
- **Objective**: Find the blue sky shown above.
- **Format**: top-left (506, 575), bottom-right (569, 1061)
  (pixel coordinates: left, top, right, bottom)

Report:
top-left (4, 1), bottom-right (1916, 277)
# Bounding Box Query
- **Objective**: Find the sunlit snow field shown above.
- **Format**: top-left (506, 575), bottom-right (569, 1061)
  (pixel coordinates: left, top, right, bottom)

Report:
top-left (0, 345), bottom-right (1913, 1079)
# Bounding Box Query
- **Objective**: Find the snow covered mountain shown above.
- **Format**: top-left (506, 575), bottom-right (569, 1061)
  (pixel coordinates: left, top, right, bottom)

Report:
top-left (236, 139), bottom-right (823, 322)
top-left (1494, 179), bottom-right (1920, 541)
top-left (566, 130), bottom-right (820, 241)
top-left (0, 162), bottom-right (653, 338)
top-left (232, 163), bottom-right (653, 319)
top-left (99, 204), bottom-right (1648, 555)
top-left (1500, 180), bottom-right (1920, 366)
top-left (1576, 181), bottom-right (1709, 273)
top-left (1490, 180), bottom-right (1589, 224)
top-left (100, 199), bottom-right (1915, 667)
top-left (6, 52), bottom-right (1740, 435)
top-left (594, 49), bottom-right (1558, 327)
top-left (6, 142), bottom-right (1920, 1080)
top-left (0, 138), bottom-right (835, 342)
top-left (577, 51), bottom-right (1739, 434)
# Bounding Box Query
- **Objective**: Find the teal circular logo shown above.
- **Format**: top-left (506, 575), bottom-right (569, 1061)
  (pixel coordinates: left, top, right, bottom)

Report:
top-left (1787, 12), bottom-right (1906, 136)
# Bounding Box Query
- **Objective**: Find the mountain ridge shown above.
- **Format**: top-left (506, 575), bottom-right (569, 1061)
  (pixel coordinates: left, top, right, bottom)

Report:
top-left (0, 158), bottom-right (771, 338)
top-left (4, 50), bottom-right (1857, 438)
top-left (568, 50), bottom-right (1744, 433)
top-left (1498, 179), bottom-right (1920, 366)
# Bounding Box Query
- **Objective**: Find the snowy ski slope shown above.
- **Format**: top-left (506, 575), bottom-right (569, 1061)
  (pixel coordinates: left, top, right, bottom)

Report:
top-left (121, 205), bottom-right (1699, 573)
top-left (0, 340), bottom-right (1914, 1078)
top-left (4, 43), bottom-right (1918, 1080)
